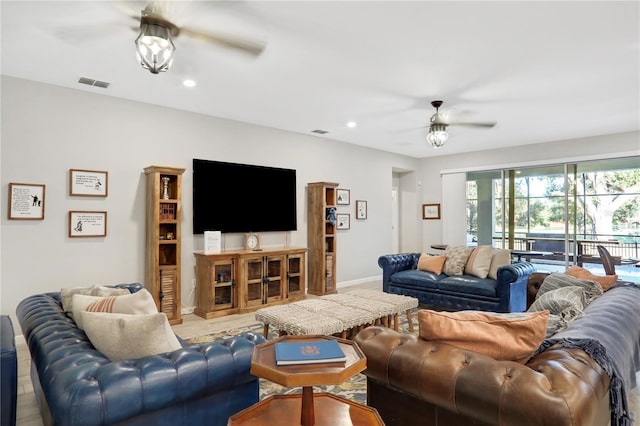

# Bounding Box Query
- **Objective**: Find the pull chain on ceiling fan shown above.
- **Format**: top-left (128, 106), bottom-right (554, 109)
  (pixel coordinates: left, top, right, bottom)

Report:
top-left (425, 100), bottom-right (497, 149)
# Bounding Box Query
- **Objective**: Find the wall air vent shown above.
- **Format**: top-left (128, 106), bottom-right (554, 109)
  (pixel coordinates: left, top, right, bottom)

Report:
top-left (78, 77), bottom-right (110, 89)
top-left (311, 129), bottom-right (329, 134)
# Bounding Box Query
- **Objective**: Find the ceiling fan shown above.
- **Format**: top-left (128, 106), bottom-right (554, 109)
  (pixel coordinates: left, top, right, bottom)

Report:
top-left (426, 100), bottom-right (496, 148)
top-left (127, 1), bottom-right (267, 74)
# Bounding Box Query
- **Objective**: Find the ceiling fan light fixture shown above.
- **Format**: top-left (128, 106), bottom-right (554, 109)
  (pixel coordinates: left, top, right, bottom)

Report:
top-left (135, 23), bottom-right (175, 74)
top-left (427, 123), bottom-right (449, 148)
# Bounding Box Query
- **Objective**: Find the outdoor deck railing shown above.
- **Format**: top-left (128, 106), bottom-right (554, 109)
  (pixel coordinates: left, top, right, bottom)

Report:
top-left (492, 237), bottom-right (639, 263)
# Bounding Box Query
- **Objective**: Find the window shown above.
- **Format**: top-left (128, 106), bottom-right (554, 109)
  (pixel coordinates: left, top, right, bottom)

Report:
top-left (466, 156), bottom-right (640, 276)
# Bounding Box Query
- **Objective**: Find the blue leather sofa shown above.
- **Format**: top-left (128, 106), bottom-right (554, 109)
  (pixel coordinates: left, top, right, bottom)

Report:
top-left (1, 315), bottom-right (17, 426)
top-left (379, 253), bottom-right (535, 312)
top-left (16, 283), bottom-right (265, 426)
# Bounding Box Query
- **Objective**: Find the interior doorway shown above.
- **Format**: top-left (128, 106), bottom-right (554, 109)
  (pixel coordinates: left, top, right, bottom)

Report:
top-left (391, 187), bottom-right (399, 253)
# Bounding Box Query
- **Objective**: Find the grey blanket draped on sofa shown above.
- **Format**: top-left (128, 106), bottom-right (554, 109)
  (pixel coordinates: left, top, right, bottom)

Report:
top-left (533, 282), bottom-right (640, 426)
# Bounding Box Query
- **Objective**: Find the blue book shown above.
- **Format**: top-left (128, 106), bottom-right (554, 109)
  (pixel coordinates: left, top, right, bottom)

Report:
top-left (274, 339), bottom-right (346, 366)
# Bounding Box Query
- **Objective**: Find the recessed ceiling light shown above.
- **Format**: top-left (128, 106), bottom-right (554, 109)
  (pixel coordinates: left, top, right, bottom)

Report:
top-left (347, 121), bottom-right (357, 128)
top-left (183, 79), bottom-right (196, 88)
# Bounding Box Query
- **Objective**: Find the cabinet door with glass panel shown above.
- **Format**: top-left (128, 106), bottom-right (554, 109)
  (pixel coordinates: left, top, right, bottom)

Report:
top-left (194, 253), bottom-right (238, 319)
top-left (286, 250), bottom-right (306, 300)
top-left (264, 254), bottom-right (285, 304)
top-left (241, 254), bottom-right (267, 308)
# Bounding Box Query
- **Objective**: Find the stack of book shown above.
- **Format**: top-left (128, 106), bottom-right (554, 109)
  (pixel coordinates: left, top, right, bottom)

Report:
top-left (274, 339), bottom-right (346, 366)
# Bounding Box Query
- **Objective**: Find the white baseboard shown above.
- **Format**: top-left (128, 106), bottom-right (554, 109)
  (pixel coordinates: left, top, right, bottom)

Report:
top-left (336, 275), bottom-right (382, 289)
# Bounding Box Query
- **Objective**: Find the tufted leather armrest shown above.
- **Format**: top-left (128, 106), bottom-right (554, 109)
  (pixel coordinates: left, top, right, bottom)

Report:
top-left (1, 315), bottom-right (17, 426)
top-left (354, 326), bottom-right (610, 426)
top-left (527, 272), bottom-right (550, 308)
top-left (378, 253), bottom-right (421, 292)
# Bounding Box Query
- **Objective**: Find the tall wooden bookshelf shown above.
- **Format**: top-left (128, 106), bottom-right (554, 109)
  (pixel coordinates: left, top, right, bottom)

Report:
top-left (144, 165), bottom-right (185, 325)
top-left (307, 182), bottom-right (338, 295)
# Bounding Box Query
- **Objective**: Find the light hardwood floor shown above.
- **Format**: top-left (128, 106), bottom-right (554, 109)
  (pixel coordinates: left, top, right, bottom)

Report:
top-left (15, 281), bottom-right (381, 425)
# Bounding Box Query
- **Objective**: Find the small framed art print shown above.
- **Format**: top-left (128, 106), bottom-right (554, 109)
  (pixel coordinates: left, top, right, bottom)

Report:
top-left (69, 211), bottom-right (107, 237)
top-left (356, 200), bottom-right (367, 219)
top-left (422, 203), bottom-right (441, 220)
top-left (8, 183), bottom-right (45, 220)
top-left (70, 169), bottom-right (108, 197)
top-left (336, 213), bottom-right (350, 230)
top-left (336, 188), bottom-right (350, 205)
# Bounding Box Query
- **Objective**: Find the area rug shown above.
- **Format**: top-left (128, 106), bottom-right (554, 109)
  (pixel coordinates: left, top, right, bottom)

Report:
top-left (185, 308), bottom-right (420, 404)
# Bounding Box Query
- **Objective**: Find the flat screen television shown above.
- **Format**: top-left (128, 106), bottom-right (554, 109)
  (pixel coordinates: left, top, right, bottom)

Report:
top-left (192, 158), bottom-right (297, 234)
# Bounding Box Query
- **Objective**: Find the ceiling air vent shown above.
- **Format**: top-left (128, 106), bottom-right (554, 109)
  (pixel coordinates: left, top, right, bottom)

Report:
top-left (311, 129), bottom-right (329, 134)
top-left (78, 77), bottom-right (110, 89)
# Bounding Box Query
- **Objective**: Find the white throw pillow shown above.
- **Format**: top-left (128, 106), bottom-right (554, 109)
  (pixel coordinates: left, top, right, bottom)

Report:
top-left (60, 285), bottom-right (129, 313)
top-left (464, 245), bottom-right (493, 279)
top-left (81, 312), bottom-right (182, 362)
top-left (72, 289), bottom-right (157, 330)
top-left (488, 249), bottom-right (511, 280)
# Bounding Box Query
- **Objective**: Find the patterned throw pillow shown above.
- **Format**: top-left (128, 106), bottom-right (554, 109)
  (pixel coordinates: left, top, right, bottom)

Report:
top-left (528, 285), bottom-right (591, 337)
top-left (488, 249), bottom-right (511, 280)
top-left (565, 266), bottom-right (618, 291)
top-left (464, 245), bottom-right (493, 278)
top-left (60, 285), bottom-right (129, 313)
top-left (443, 246), bottom-right (474, 276)
top-left (71, 289), bottom-right (158, 330)
top-left (535, 272), bottom-right (603, 302)
top-left (418, 309), bottom-right (549, 363)
top-left (417, 254), bottom-right (447, 275)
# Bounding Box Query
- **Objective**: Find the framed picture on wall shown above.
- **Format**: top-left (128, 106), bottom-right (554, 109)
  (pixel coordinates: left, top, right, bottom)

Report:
top-left (336, 213), bottom-right (350, 230)
top-left (8, 183), bottom-right (45, 220)
top-left (422, 203), bottom-right (441, 220)
top-left (337, 188), bottom-right (350, 205)
top-left (70, 169), bottom-right (108, 197)
top-left (355, 200), bottom-right (367, 219)
top-left (69, 211), bottom-right (107, 237)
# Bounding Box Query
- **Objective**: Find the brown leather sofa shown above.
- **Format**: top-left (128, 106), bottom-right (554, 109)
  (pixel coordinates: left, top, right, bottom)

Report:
top-left (353, 274), bottom-right (613, 426)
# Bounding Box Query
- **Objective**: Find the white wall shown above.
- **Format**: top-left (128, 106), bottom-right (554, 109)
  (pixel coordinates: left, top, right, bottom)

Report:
top-left (0, 76), bottom-right (419, 325)
top-left (2, 76), bottom-right (638, 328)
top-left (418, 132), bottom-right (640, 251)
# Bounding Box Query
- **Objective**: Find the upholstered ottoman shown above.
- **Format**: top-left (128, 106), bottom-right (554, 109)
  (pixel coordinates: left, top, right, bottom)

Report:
top-left (0, 315), bottom-right (17, 426)
top-left (344, 289), bottom-right (419, 331)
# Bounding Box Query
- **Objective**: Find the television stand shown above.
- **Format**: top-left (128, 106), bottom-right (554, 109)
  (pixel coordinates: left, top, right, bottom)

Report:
top-left (193, 247), bottom-right (307, 319)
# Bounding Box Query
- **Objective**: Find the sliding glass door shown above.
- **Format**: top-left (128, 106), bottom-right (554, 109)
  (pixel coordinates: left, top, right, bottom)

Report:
top-left (466, 156), bottom-right (639, 274)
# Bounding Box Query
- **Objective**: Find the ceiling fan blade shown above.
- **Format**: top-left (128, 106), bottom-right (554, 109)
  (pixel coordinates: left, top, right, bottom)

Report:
top-left (179, 27), bottom-right (266, 56)
top-left (449, 121), bottom-right (497, 128)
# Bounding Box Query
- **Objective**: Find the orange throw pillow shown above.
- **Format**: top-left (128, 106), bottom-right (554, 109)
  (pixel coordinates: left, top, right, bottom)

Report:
top-left (565, 265), bottom-right (618, 291)
top-left (418, 309), bottom-right (549, 363)
top-left (417, 254), bottom-right (447, 275)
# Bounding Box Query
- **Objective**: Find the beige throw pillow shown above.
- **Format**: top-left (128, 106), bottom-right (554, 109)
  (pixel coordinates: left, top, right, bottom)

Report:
top-left (488, 249), bottom-right (511, 280)
top-left (418, 309), bottom-right (549, 363)
top-left (60, 285), bottom-right (129, 313)
top-left (72, 289), bottom-right (158, 330)
top-left (81, 312), bottom-right (182, 362)
top-left (443, 246), bottom-right (474, 276)
top-left (464, 245), bottom-right (493, 278)
top-left (417, 254), bottom-right (447, 275)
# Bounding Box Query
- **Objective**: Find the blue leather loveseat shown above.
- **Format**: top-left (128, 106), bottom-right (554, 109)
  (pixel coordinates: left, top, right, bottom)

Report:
top-left (379, 253), bottom-right (535, 312)
top-left (16, 283), bottom-right (265, 426)
top-left (1, 315), bottom-right (17, 426)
